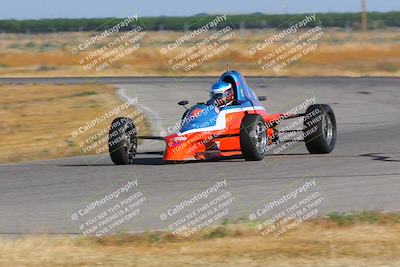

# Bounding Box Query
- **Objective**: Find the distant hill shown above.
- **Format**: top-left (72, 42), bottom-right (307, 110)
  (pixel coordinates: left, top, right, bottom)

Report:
top-left (0, 12), bottom-right (398, 33)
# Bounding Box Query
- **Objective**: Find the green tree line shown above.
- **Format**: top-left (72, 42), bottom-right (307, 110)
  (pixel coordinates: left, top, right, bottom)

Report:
top-left (0, 12), bottom-right (398, 33)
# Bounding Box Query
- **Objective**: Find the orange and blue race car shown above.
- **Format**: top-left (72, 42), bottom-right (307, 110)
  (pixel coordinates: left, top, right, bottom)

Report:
top-left (108, 70), bottom-right (337, 165)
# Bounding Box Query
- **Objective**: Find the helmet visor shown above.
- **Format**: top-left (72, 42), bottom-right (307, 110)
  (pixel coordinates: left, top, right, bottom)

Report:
top-left (210, 92), bottom-right (225, 100)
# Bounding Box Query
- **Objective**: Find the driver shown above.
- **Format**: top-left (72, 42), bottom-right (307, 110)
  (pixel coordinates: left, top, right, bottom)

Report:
top-left (208, 81), bottom-right (234, 108)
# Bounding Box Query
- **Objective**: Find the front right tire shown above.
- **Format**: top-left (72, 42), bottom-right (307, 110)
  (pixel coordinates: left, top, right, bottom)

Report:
top-left (303, 104), bottom-right (336, 154)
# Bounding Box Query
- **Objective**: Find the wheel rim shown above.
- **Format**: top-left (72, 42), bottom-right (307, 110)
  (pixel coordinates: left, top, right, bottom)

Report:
top-left (322, 113), bottom-right (333, 145)
top-left (255, 121), bottom-right (267, 154)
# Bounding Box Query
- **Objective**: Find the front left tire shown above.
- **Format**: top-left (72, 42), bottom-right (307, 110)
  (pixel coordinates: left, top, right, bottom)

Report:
top-left (240, 114), bottom-right (268, 161)
top-left (108, 117), bottom-right (137, 165)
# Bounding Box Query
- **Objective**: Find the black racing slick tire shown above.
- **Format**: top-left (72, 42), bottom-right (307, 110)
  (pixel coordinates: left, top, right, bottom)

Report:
top-left (303, 104), bottom-right (336, 154)
top-left (108, 117), bottom-right (137, 165)
top-left (240, 114), bottom-right (268, 161)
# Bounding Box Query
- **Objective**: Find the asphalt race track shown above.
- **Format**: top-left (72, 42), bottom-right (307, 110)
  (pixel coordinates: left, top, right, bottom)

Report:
top-left (0, 77), bottom-right (399, 235)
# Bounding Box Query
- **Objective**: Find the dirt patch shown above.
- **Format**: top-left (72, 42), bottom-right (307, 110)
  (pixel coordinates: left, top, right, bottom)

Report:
top-left (0, 212), bottom-right (399, 267)
top-left (0, 84), bottom-right (150, 163)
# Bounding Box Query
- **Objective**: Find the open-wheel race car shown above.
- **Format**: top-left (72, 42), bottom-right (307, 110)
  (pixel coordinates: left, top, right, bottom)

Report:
top-left (108, 70), bottom-right (336, 165)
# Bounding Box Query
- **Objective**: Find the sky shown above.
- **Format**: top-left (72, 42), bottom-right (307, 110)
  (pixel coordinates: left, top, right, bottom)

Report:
top-left (0, 0), bottom-right (399, 19)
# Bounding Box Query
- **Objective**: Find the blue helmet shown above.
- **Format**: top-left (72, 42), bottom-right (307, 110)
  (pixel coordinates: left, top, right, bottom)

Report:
top-left (210, 81), bottom-right (234, 106)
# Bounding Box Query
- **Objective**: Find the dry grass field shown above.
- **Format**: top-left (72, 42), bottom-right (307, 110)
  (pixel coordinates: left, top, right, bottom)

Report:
top-left (0, 212), bottom-right (399, 267)
top-left (0, 84), bottom-right (149, 163)
top-left (0, 29), bottom-right (399, 77)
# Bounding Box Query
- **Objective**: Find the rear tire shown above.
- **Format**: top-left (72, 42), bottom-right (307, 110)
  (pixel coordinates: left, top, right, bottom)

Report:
top-left (303, 104), bottom-right (336, 154)
top-left (240, 114), bottom-right (267, 161)
top-left (108, 117), bottom-right (137, 165)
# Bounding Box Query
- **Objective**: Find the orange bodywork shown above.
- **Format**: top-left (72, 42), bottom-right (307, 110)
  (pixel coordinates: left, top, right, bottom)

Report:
top-left (163, 108), bottom-right (284, 162)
